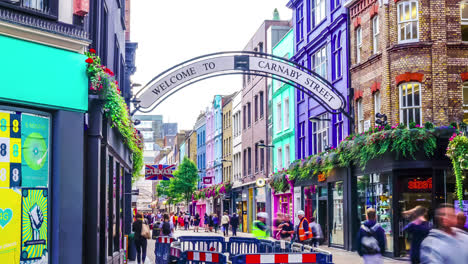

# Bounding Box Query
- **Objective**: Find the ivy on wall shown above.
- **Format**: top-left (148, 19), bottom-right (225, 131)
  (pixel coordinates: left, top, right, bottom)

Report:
top-left (85, 49), bottom-right (144, 178)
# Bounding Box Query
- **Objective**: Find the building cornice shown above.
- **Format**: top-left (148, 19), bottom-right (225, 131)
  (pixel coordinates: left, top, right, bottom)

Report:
top-left (0, 20), bottom-right (90, 53)
top-left (343, 0), bottom-right (359, 8)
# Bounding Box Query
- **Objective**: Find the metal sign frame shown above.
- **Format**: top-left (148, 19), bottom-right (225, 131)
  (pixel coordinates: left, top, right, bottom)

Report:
top-left (132, 51), bottom-right (352, 120)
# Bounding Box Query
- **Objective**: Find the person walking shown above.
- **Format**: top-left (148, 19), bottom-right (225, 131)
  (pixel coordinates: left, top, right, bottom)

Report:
top-left (456, 211), bottom-right (468, 233)
top-left (252, 212), bottom-right (270, 239)
top-left (213, 214), bottom-right (220, 233)
top-left (132, 212), bottom-right (148, 264)
top-left (278, 214), bottom-right (294, 241)
top-left (273, 212), bottom-right (285, 240)
top-left (356, 208), bottom-right (386, 264)
top-left (160, 213), bottom-right (174, 237)
top-left (204, 213), bottom-right (209, 232)
top-left (184, 212), bottom-right (190, 230)
top-left (194, 213), bottom-right (200, 232)
top-left (309, 217), bottom-right (323, 247)
top-left (231, 213), bottom-right (239, 236)
top-left (208, 214), bottom-right (214, 232)
top-left (296, 210), bottom-right (313, 244)
top-left (173, 213), bottom-right (178, 230)
top-left (178, 212), bottom-right (185, 229)
top-left (402, 206), bottom-right (432, 264)
top-left (221, 211), bottom-right (230, 237)
top-left (420, 204), bottom-right (468, 264)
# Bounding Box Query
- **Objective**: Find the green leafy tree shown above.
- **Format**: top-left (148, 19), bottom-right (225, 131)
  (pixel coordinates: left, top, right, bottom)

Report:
top-left (171, 157), bottom-right (200, 207)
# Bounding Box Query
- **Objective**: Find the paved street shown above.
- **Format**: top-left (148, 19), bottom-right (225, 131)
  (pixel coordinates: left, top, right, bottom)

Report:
top-left (129, 227), bottom-right (408, 264)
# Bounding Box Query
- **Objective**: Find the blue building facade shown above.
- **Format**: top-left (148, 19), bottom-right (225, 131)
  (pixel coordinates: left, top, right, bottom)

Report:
top-left (288, 0), bottom-right (351, 249)
top-left (196, 122), bottom-right (206, 189)
top-left (213, 95), bottom-right (223, 185)
top-left (288, 0), bottom-right (350, 159)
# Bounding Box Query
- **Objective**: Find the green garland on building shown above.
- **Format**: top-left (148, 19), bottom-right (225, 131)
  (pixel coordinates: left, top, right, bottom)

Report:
top-left (85, 49), bottom-right (144, 178)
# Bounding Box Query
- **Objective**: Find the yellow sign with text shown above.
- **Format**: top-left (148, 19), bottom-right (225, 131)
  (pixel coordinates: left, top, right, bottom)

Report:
top-left (0, 188), bottom-right (21, 263)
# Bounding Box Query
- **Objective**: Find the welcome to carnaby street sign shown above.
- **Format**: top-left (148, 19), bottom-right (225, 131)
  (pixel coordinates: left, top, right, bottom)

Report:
top-left (134, 52), bottom-right (348, 117)
top-left (145, 164), bottom-right (175, 180)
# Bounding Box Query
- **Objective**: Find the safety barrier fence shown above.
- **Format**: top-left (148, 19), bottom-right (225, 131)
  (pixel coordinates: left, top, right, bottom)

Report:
top-left (154, 236), bottom-right (333, 264)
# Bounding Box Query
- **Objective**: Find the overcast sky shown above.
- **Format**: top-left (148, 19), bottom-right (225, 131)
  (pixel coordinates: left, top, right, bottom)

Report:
top-left (130, 1), bottom-right (292, 130)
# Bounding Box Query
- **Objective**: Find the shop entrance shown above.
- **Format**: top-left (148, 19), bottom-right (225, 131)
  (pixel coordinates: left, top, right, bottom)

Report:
top-left (397, 174), bottom-right (433, 257)
top-left (318, 199), bottom-right (328, 245)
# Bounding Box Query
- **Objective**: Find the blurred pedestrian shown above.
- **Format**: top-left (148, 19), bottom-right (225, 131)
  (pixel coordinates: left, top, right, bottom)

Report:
top-left (132, 212), bottom-right (148, 264)
top-left (420, 204), bottom-right (468, 264)
top-left (173, 213), bottom-right (178, 230)
top-left (402, 206), bottom-right (432, 264)
top-left (160, 213), bottom-right (174, 237)
top-left (231, 213), bottom-right (239, 236)
top-left (296, 210), bottom-right (312, 245)
top-left (179, 212), bottom-right (185, 229)
top-left (184, 212), bottom-right (190, 230)
top-left (204, 213), bottom-right (209, 232)
top-left (208, 214), bottom-right (214, 232)
top-left (273, 212), bottom-right (284, 240)
top-left (279, 214), bottom-right (294, 242)
top-left (356, 208), bottom-right (386, 264)
top-left (213, 214), bottom-right (219, 233)
top-left (252, 212), bottom-right (270, 239)
top-left (221, 211), bottom-right (230, 237)
top-left (456, 212), bottom-right (468, 233)
top-left (309, 217), bottom-right (323, 247)
top-left (194, 213), bottom-right (200, 232)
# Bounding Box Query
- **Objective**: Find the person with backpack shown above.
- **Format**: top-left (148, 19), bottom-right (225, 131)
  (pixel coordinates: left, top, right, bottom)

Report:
top-left (403, 206), bottom-right (432, 264)
top-left (309, 217), bottom-right (323, 247)
top-left (132, 212), bottom-right (149, 264)
top-left (356, 208), bottom-right (386, 264)
top-left (159, 213), bottom-right (174, 237)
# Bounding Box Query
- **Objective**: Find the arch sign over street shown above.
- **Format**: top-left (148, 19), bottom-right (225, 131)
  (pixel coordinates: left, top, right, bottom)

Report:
top-left (134, 52), bottom-right (347, 115)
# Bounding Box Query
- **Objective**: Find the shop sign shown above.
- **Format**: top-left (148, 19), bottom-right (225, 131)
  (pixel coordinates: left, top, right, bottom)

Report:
top-left (318, 173), bottom-right (326, 182)
top-left (407, 178), bottom-right (432, 191)
top-left (203, 177), bottom-right (212, 185)
top-left (145, 164), bottom-right (175, 180)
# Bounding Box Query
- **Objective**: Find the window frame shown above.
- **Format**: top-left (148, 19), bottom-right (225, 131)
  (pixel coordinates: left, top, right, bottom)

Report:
top-left (284, 97), bottom-right (290, 129)
top-left (399, 82), bottom-right (422, 127)
top-left (284, 144), bottom-right (290, 168)
top-left (277, 147), bottom-right (283, 171)
top-left (357, 99), bottom-right (364, 133)
top-left (356, 27), bottom-right (362, 64)
top-left (332, 33), bottom-right (342, 80)
top-left (298, 121), bottom-right (306, 159)
top-left (312, 0), bottom-right (326, 28)
top-left (276, 101), bottom-right (282, 133)
top-left (373, 15), bottom-right (380, 54)
top-left (397, 0), bottom-right (419, 43)
top-left (461, 1), bottom-right (468, 41)
top-left (312, 45), bottom-right (328, 79)
top-left (297, 4), bottom-right (304, 42)
top-left (374, 91), bottom-right (381, 116)
top-left (313, 113), bottom-right (329, 153)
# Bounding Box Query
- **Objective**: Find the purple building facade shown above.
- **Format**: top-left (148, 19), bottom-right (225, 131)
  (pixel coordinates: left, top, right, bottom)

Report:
top-left (288, 0), bottom-right (350, 159)
top-left (288, 0), bottom-right (351, 248)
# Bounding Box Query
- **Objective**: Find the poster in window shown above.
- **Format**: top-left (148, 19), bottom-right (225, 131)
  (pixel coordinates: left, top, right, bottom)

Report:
top-left (0, 110), bottom-right (22, 188)
top-left (0, 188), bottom-right (21, 264)
top-left (21, 114), bottom-right (49, 187)
top-left (21, 188), bottom-right (48, 262)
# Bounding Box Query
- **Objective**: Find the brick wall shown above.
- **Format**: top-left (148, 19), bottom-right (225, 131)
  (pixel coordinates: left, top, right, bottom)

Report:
top-left (349, 0), bottom-right (468, 131)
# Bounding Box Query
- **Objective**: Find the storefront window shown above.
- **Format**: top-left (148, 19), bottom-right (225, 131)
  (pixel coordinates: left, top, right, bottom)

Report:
top-left (357, 173), bottom-right (393, 252)
top-left (330, 181), bottom-right (344, 245)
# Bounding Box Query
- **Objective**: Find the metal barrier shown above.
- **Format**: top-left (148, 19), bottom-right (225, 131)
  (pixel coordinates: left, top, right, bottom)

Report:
top-left (177, 236), bottom-right (226, 253)
top-left (273, 240), bottom-right (292, 253)
top-left (291, 243), bottom-right (304, 252)
top-left (231, 252), bottom-right (332, 264)
top-left (155, 236), bottom-right (175, 264)
top-left (227, 237), bottom-right (260, 259)
top-left (258, 240), bottom-right (275, 253)
top-left (178, 250), bottom-right (227, 264)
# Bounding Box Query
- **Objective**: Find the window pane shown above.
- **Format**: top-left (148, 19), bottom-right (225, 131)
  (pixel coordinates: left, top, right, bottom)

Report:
top-left (411, 2), bottom-right (417, 19)
top-left (407, 83), bottom-right (413, 107)
top-left (462, 25), bottom-right (468, 41)
top-left (415, 108), bottom-right (421, 125)
top-left (414, 83), bottom-right (420, 106)
top-left (399, 4), bottom-right (403, 22)
top-left (463, 4), bottom-right (468, 19)
top-left (400, 24), bottom-right (405, 41)
top-left (409, 108), bottom-right (414, 123)
top-left (406, 23), bottom-right (412, 40)
top-left (412, 21), bottom-right (418, 39)
top-left (405, 3), bottom-right (410, 20)
top-left (403, 109), bottom-right (408, 125)
top-left (401, 84), bottom-right (407, 107)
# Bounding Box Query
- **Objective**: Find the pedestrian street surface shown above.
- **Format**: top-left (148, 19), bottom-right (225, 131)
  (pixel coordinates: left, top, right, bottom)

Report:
top-left (129, 228), bottom-right (408, 264)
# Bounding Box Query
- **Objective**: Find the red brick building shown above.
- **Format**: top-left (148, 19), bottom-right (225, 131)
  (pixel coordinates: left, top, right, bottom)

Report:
top-left (345, 0), bottom-right (468, 131)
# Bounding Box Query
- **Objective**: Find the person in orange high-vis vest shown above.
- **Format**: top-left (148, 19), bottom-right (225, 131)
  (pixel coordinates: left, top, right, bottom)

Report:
top-left (296, 210), bottom-right (313, 244)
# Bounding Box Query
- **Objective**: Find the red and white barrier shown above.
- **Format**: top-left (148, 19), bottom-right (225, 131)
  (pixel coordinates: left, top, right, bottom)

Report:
top-left (187, 251), bottom-right (220, 262)
top-left (158, 237), bottom-right (174, 243)
top-left (171, 247), bottom-right (181, 258)
top-left (244, 253), bottom-right (317, 264)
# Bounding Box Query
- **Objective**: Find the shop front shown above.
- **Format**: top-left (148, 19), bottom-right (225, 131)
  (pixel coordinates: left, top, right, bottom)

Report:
top-left (196, 199), bottom-right (207, 227)
top-left (352, 141), bottom-right (459, 258)
top-left (296, 167), bottom-right (350, 249)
